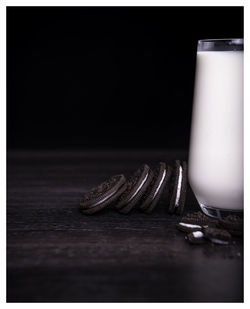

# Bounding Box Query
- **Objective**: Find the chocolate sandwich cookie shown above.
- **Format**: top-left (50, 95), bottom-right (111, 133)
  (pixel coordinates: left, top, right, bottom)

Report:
top-left (80, 174), bottom-right (126, 215)
top-left (115, 164), bottom-right (153, 214)
top-left (140, 162), bottom-right (172, 213)
top-left (185, 231), bottom-right (206, 244)
top-left (176, 211), bottom-right (210, 233)
top-left (180, 211), bottom-right (210, 226)
top-left (168, 160), bottom-right (187, 215)
top-left (203, 227), bottom-right (232, 245)
top-left (216, 215), bottom-right (243, 237)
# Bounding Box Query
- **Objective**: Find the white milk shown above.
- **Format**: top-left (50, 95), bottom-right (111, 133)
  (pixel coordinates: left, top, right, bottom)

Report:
top-left (189, 51), bottom-right (243, 210)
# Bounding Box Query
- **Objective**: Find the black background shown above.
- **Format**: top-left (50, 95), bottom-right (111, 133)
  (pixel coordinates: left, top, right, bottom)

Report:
top-left (7, 6), bottom-right (243, 149)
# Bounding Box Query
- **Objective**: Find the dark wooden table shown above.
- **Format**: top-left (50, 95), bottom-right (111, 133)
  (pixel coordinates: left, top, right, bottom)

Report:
top-left (7, 150), bottom-right (243, 302)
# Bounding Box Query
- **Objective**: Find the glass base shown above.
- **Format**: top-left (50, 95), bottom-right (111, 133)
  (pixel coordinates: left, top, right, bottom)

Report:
top-left (199, 203), bottom-right (243, 220)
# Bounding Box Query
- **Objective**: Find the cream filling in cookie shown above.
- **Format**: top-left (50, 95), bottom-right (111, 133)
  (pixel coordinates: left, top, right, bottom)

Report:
top-left (152, 168), bottom-right (166, 200)
top-left (127, 172), bottom-right (149, 203)
top-left (91, 190), bottom-right (117, 207)
top-left (210, 238), bottom-right (229, 245)
top-left (175, 165), bottom-right (183, 207)
top-left (179, 222), bottom-right (202, 229)
top-left (179, 222), bottom-right (208, 228)
top-left (192, 231), bottom-right (204, 238)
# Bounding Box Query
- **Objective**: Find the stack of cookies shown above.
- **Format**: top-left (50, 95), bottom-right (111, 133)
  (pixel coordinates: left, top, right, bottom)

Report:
top-left (80, 160), bottom-right (187, 215)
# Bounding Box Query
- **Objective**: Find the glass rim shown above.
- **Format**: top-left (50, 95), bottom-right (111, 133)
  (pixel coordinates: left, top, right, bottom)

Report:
top-left (198, 38), bottom-right (243, 44)
top-left (198, 38), bottom-right (243, 52)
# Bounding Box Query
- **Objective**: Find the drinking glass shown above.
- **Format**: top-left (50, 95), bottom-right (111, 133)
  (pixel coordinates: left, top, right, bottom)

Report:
top-left (188, 39), bottom-right (243, 219)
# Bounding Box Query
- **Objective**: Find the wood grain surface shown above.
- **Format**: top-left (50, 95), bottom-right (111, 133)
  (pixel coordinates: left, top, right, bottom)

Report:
top-left (7, 150), bottom-right (243, 302)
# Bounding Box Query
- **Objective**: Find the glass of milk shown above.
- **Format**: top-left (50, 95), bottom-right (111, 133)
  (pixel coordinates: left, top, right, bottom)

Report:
top-left (188, 39), bottom-right (243, 219)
